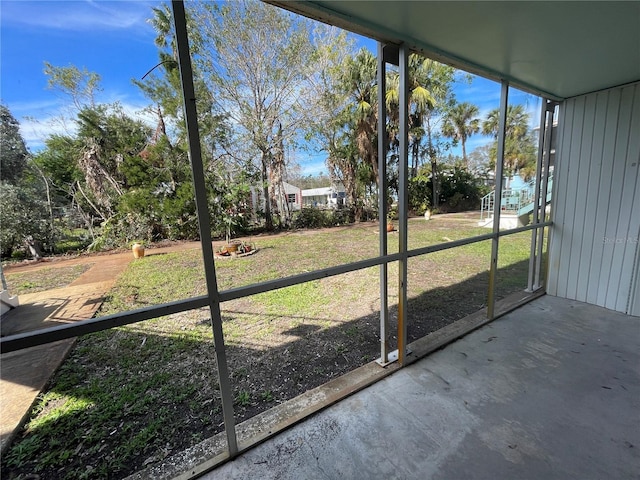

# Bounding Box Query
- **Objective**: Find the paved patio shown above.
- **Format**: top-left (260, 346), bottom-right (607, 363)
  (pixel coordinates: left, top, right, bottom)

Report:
top-left (204, 295), bottom-right (639, 479)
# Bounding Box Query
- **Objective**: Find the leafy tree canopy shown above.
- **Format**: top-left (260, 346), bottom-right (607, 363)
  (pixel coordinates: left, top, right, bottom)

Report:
top-left (0, 104), bottom-right (29, 184)
top-left (482, 104), bottom-right (537, 179)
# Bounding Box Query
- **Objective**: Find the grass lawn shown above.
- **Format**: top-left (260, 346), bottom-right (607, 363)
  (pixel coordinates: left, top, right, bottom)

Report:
top-left (1, 213), bottom-right (543, 479)
top-left (3, 264), bottom-right (93, 295)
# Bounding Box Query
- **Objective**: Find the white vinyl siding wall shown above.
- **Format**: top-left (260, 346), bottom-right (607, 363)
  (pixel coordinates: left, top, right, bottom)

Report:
top-left (548, 82), bottom-right (640, 315)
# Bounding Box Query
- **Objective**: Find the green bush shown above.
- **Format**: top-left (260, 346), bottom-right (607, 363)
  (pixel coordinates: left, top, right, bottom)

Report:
top-left (0, 182), bottom-right (51, 258)
top-left (292, 208), bottom-right (328, 229)
top-left (408, 164), bottom-right (484, 214)
top-left (292, 207), bottom-right (355, 230)
top-left (328, 208), bottom-right (354, 225)
top-left (408, 175), bottom-right (431, 215)
top-left (438, 165), bottom-right (483, 212)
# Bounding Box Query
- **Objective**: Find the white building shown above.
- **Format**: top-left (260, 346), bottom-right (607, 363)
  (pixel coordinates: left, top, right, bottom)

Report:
top-left (301, 185), bottom-right (346, 209)
top-left (282, 181), bottom-right (303, 212)
top-left (249, 181), bottom-right (302, 220)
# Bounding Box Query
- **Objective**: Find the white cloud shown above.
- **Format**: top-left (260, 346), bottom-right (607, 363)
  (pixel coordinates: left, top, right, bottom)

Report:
top-left (300, 159), bottom-right (328, 177)
top-left (20, 116), bottom-right (70, 152)
top-left (10, 99), bottom-right (62, 117)
top-left (6, 97), bottom-right (68, 151)
top-left (13, 94), bottom-right (156, 152)
top-left (2, 0), bottom-right (156, 33)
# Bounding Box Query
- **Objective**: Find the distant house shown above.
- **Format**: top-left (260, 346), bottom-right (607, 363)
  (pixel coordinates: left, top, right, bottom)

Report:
top-left (282, 181), bottom-right (302, 212)
top-left (301, 185), bottom-right (346, 209)
top-left (249, 181), bottom-right (302, 221)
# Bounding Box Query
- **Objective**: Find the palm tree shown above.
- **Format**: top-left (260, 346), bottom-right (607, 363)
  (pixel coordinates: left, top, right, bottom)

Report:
top-left (340, 48), bottom-right (379, 185)
top-left (385, 55), bottom-right (457, 208)
top-left (408, 55), bottom-right (438, 117)
top-left (482, 104), bottom-right (535, 178)
top-left (442, 102), bottom-right (480, 167)
top-left (385, 55), bottom-right (437, 177)
top-left (482, 104), bottom-right (529, 140)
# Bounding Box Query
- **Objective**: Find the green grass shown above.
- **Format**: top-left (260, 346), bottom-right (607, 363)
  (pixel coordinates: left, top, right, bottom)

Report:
top-left (3, 321), bottom-right (217, 478)
top-left (260, 390), bottom-right (275, 402)
top-left (235, 390), bottom-right (251, 406)
top-left (54, 227), bottom-right (93, 254)
top-left (4, 263), bottom-right (93, 294)
top-left (254, 281), bottom-right (327, 316)
top-left (2, 214), bottom-right (541, 479)
top-left (99, 251), bottom-right (206, 314)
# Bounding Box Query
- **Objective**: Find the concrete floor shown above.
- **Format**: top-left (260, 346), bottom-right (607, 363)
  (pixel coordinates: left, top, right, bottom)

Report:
top-left (206, 295), bottom-right (640, 479)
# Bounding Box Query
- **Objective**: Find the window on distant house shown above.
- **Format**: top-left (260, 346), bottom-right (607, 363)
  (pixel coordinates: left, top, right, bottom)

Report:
top-left (287, 193), bottom-right (296, 203)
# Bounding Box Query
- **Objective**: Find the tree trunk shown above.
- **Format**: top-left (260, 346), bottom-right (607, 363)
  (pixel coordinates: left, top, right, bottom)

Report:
top-left (32, 161), bottom-right (55, 253)
top-left (411, 139), bottom-right (419, 179)
top-left (261, 152), bottom-right (273, 230)
top-left (426, 118), bottom-right (439, 209)
top-left (76, 181), bottom-right (107, 221)
top-left (24, 236), bottom-right (43, 260)
top-left (431, 158), bottom-right (439, 209)
top-left (462, 140), bottom-right (468, 169)
top-left (345, 169), bottom-right (360, 222)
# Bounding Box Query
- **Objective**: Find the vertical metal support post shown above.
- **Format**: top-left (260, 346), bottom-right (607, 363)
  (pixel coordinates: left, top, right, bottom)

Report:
top-left (171, 0), bottom-right (238, 456)
top-left (377, 42), bottom-right (389, 365)
top-left (527, 99), bottom-right (548, 292)
top-left (397, 44), bottom-right (409, 365)
top-left (487, 80), bottom-right (509, 319)
top-left (535, 102), bottom-right (557, 289)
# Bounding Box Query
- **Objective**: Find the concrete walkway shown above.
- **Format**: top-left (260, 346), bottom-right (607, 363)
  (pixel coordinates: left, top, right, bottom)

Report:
top-left (0, 242), bottom-right (200, 454)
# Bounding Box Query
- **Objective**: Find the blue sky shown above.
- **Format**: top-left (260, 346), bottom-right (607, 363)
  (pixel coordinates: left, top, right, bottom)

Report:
top-left (1, 1), bottom-right (159, 148)
top-left (1, 1), bottom-right (540, 176)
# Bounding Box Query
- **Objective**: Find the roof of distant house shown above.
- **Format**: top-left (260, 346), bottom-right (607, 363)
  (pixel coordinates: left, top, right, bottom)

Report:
top-left (302, 185), bottom-right (345, 196)
top-left (302, 187), bottom-right (332, 196)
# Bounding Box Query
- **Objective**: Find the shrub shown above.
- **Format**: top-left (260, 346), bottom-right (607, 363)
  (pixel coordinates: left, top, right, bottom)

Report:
top-left (438, 165), bottom-right (483, 212)
top-left (0, 182), bottom-right (51, 258)
top-left (328, 208), bottom-right (354, 225)
top-left (292, 207), bottom-right (325, 229)
top-left (292, 207), bottom-right (356, 230)
top-left (409, 163), bottom-right (484, 214)
top-left (408, 175), bottom-right (431, 215)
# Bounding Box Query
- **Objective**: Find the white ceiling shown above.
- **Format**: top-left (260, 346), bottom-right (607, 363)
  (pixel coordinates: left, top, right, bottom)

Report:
top-left (268, 1), bottom-right (640, 100)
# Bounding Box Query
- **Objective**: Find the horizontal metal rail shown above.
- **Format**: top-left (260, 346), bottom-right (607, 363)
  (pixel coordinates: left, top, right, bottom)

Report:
top-left (1, 295), bottom-right (209, 354)
top-left (0, 254), bottom-right (399, 354)
top-left (407, 220), bottom-right (551, 259)
top-left (497, 220), bottom-right (552, 237)
top-left (0, 220), bottom-right (552, 355)
top-left (218, 252), bottom-right (402, 302)
top-left (408, 231), bottom-right (496, 259)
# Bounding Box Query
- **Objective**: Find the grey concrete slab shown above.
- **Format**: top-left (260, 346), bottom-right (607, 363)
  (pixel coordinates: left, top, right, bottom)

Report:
top-left (206, 296), bottom-right (640, 479)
